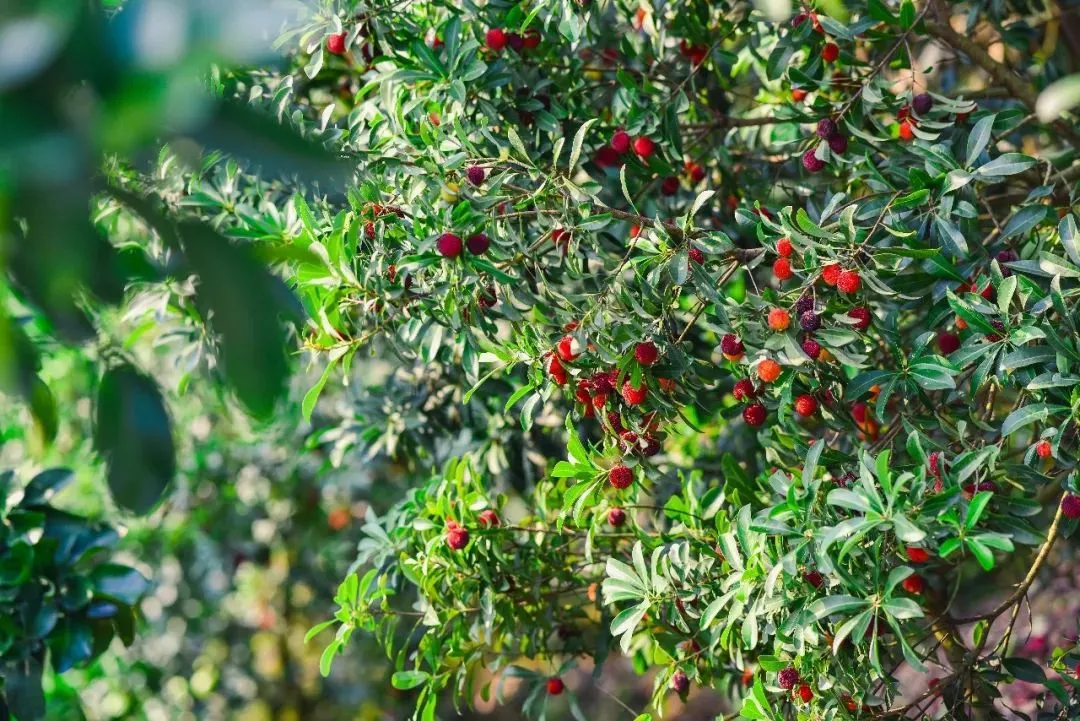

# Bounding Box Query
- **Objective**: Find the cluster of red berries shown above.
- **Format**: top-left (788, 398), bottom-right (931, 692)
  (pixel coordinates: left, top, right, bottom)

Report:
top-left (777, 666), bottom-right (812, 702)
top-left (896, 92), bottom-right (933, 140)
top-left (445, 520), bottom-right (469, 550)
top-left (485, 27), bottom-right (542, 53)
top-left (802, 117), bottom-right (848, 173)
top-left (604, 129), bottom-right (659, 169)
top-left (820, 263), bottom-right (863, 296)
top-left (437, 231), bottom-right (490, 259)
top-left (677, 40), bottom-right (708, 66)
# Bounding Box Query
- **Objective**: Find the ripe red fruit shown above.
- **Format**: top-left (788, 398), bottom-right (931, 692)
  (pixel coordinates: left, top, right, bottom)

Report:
top-left (466, 165), bottom-right (486, 186)
top-left (902, 574), bottom-right (925, 594)
top-left (1062, 494), bottom-right (1080, 519)
top-left (506, 32), bottom-right (524, 51)
top-left (828, 134), bottom-right (848, 154)
top-left (816, 118), bottom-right (838, 139)
top-left (486, 28), bottom-right (507, 51)
top-left (837, 269), bottom-right (861, 293)
top-left (633, 136), bottom-right (655, 159)
top-left (802, 148), bottom-right (825, 173)
top-left (556, 335), bottom-right (579, 361)
top-left (721, 334), bottom-right (745, 361)
top-left (437, 232), bottom-right (463, 258)
top-left (609, 464), bottom-right (633, 489)
top-left (523, 30), bottom-right (541, 49)
top-left (906, 547), bottom-right (930, 563)
top-left (802, 338), bottom-right (822, 360)
top-left (466, 233), bottom-right (490, 255)
top-left (956, 111), bottom-right (971, 124)
top-left (821, 263), bottom-right (841, 286)
top-left (777, 237), bottom-right (793, 257)
top-left (635, 341), bottom-right (659, 366)
top-left (791, 87), bottom-right (808, 102)
top-left (621, 379), bottom-right (647, 405)
top-left (546, 677), bottom-right (565, 695)
top-left (552, 227), bottom-right (571, 250)
top-left (799, 310), bottom-right (820, 332)
top-left (768, 308), bottom-right (791, 331)
top-left (478, 509), bottom-right (500, 528)
top-left (446, 525), bottom-right (469, 550)
top-left (1036, 440), bottom-right (1052, 458)
top-left (660, 176), bottom-right (680, 195)
top-left (743, 402), bottom-right (767, 427)
top-left (803, 570), bottom-right (824, 588)
top-left (732, 378), bottom-right (756, 402)
top-left (797, 684), bottom-right (813, 703)
top-left (937, 330), bottom-right (960, 355)
top-left (848, 307), bottom-right (871, 330)
top-left (670, 670), bottom-right (690, 694)
top-left (478, 285), bottom-right (497, 308)
top-left (772, 257), bottom-right (793, 281)
top-left (611, 129), bottom-right (631, 154)
top-left (686, 161), bottom-right (706, 183)
top-left (851, 402), bottom-right (868, 425)
top-left (608, 507), bottom-right (627, 527)
top-left (899, 119), bottom-right (915, 140)
top-left (822, 41), bottom-right (839, 62)
top-left (794, 394), bottom-right (818, 417)
top-left (928, 451), bottom-right (943, 477)
top-left (547, 354), bottom-right (567, 385)
top-left (757, 359), bottom-right (782, 383)
top-left (778, 667), bottom-right (800, 690)
top-left (326, 33), bottom-right (347, 55)
top-left (688, 246), bottom-right (705, 265)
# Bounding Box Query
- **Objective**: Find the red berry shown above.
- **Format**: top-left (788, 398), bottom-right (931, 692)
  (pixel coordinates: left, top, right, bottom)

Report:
top-left (635, 341), bottom-right (659, 366)
top-left (732, 378), bottom-right (756, 402)
top-left (478, 509), bottom-right (500, 528)
top-left (803, 570), bottom-right (824, 588)
top-left (447, 525), bottom-right (469, 550)
top-left (670, 670), bottom-right (690, 694)
top-left (486, 28), bottom-right (507, 51)
top-left (721, 334), bottom-right (745, 361)
top-left (822, 42), bottom-right (839, 62)
top-left (802, 148), bottom-right (825, 173)
top-left (506, 32), bottom-right (524, 51)
top-left (821, 263), bottom-right (841, 286)
top-left (768, 308), bottom-right (790, 331)
top-left (609, 464), bottom-right (633, 489)
top-left (912, 93), bottom-right (933, 115)
top-left (437, 232), bottom-right (463, 258)
top-left (797, 684), bottom-right (813, 703)
top-left (621, 379), bottom-right (647, 405)
top-left (326, 33), bottom-right (346, 55)
top-left (547, 354), bottom-right (567, 385)
top-left (906, 547), bottom-right (930, 563)
top-left (777, 237), bottom-right (793, 257)
top-left (899, 120), bottom-right (915, 140)
top-left (791, 88), bottom-right (808, 102)
top-left (772, 257), bottom-right (793, 280)
top-left (928, 451), bottom-right (943, 477)
top-left (611, 129), bottom-right (631, 154)
top-left (851, 401), bottom-right (869, 424)
top-left (467, 233), bottom-right (490, 255)
top-left (837, 269), bottom-right (861, 293)
top-left (757, 359), bottom-right (782, 383)
top-left (902, 574), bottom-right (925, 594)
top-left (552, 227), bottom-right (571, 249)
top-left (794, 394), bottom-right (818, 417)
top-left (688, 246), bottom-right (705, 265)
top-left (661, 176), bottom-right (680, 196)
top-left (742, 403), bottom-right (766, 427)
top-left (778, 667), bottom-right (800, 690)
top-left (633, 136), bottom-right (655, 159)
top-left (1036, 440), bottom-right (1052, 458)
top-left (1063, 494), bottom-right (1080, 519)
top-left (816, 118), bottom-right (838, 139)
top-left (546, 677), bottom-right (564, 695)
top-left (848, 307), bottom-right (871, 330)
top-left (828, 134), bottom-right (848, 154)
top-left (801, 338), bottom-right (822, 360)
top-left (557, 335), bottom-right (579, 361)
top-left (608, 507), bottom-right (627, 527)
top-left (937, 330), bottom-right (960, 355)
top-left (466, 166), bottom-right (486, 186)
top-left (523, 30), bottom-right (541, 49)
top-left (686, 161), bottom-right (706, 183)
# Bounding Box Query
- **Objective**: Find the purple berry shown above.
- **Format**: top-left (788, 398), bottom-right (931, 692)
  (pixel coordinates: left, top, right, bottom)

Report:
top-left (828, 134), bottom-right (848, 154)
top-left (794, 294), bottom-right (814, 315)
top-left (816, 118), bottom-right (838, 139)
top-left (466, 166), bottom-right (486, 186)
top-left (778, 667), bottom-right (800, 690)
top-left (912, 93), bottom-right (933, 115)
top-left (799, 310), bottom-right (820, 332)
top-left (802, 148), bottom-right (825, 173)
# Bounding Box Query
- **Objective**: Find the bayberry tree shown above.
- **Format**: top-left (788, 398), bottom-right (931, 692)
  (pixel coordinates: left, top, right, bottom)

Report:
top-left (10, 0), bottom-right (1080, 719)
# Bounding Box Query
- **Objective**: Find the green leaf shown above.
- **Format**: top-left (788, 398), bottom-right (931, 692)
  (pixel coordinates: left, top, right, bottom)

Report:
top-left (392, 670), bottom-right (430, 690)
top-left (507, 126), bottom-right (531, 164)
top-left (1004, 657), bottom-right (1046, 683)
top-left (1001, 206), bottom-right (1048, 240)
top-left (965, 537), bottom-right (995, 571)
top-left (1001, 403), bottom-right (1057, 437)
top-left (806, 594), bottom-right (868, 621)
top-left (302, 357), bottom-right (338, 422)
top-left (974, 152), bottom-right (1036, 179)
top-left (568, 118), bottom-right (597, 171)
top-left (91, 564), bottom-right (150, 605)
top-left (304, 620), bottom-right (336, 644)
top-left (94, 364), bottom-right (176, 514)
top-left (966, 491), bottom-right (993, 529)
top-left (965, 114), bottom-right (995, 165)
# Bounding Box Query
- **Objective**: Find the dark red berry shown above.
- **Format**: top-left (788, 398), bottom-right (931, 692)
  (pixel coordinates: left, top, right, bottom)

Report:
top-left (437, 233), bottom-right (463, 258)
top-left (478, 509), bottom-right (500, 527)
top-left (804, 570), bottom-right (824, 588)
top-left (661, 176), bottom-right (680, 195)
top-left (447, 525), bottom-right (469, 550)
top-left (822, 42), bottom-right (839, 62)
top-left (611, 129), bottom-right (631, 154)
top-left (816, 118), bottom-right (838, 139)
top-left (546, 677), bottom-right (564, 695)
top-left (466, 233), bottom-right (490, 255)
top-left (743, 403), bottom-right (766, 427)
top-left (506, 32), bottom-right (524, 51)
top-left (799, 310), bottom-right (820, 332)
top-left (802, 338), bottom-right (822, 359)
top-left (802, 148), bottom-right (825, 172)
top-left (1062, 494), bottom-right (1080, 519)
top-left (466, 166), bottom-right (486, 186)
top-left (721, 334), bottom-right (745, 359)
top-left (794, 294), bottom-right (814, 315)
top-left (937, 330), bottom-right (960, 355)
top-left (828, 134), bottom-right (848, 154)
top-left (902, 574), bottom-right (925, 594)
top-left (688, 246), bottom-right (705, 265)
top-left (778, 667), bottom-right (800, 690)
top-left (608, 507), bottom-right (627, 526)
top-left (848, 307), bottom-right (871, 330)
top-left (912, 93), bottom-right (933, 115)
top-left (621, 379), bottom-right (647, 405)
top-left (609, 464), bottom-right (633, 489)
top-left (671, 670), bottom-right (690, 694)
top-left (733, 378), bottom-right (756, 402)
top-left (635, 341), bottom-right (659, 366)
top-left (326, 33), bottom-right (347, 55)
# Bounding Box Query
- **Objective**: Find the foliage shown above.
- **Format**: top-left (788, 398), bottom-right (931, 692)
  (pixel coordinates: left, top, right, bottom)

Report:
top-left (9, 0), bottom-right (1080, 719)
